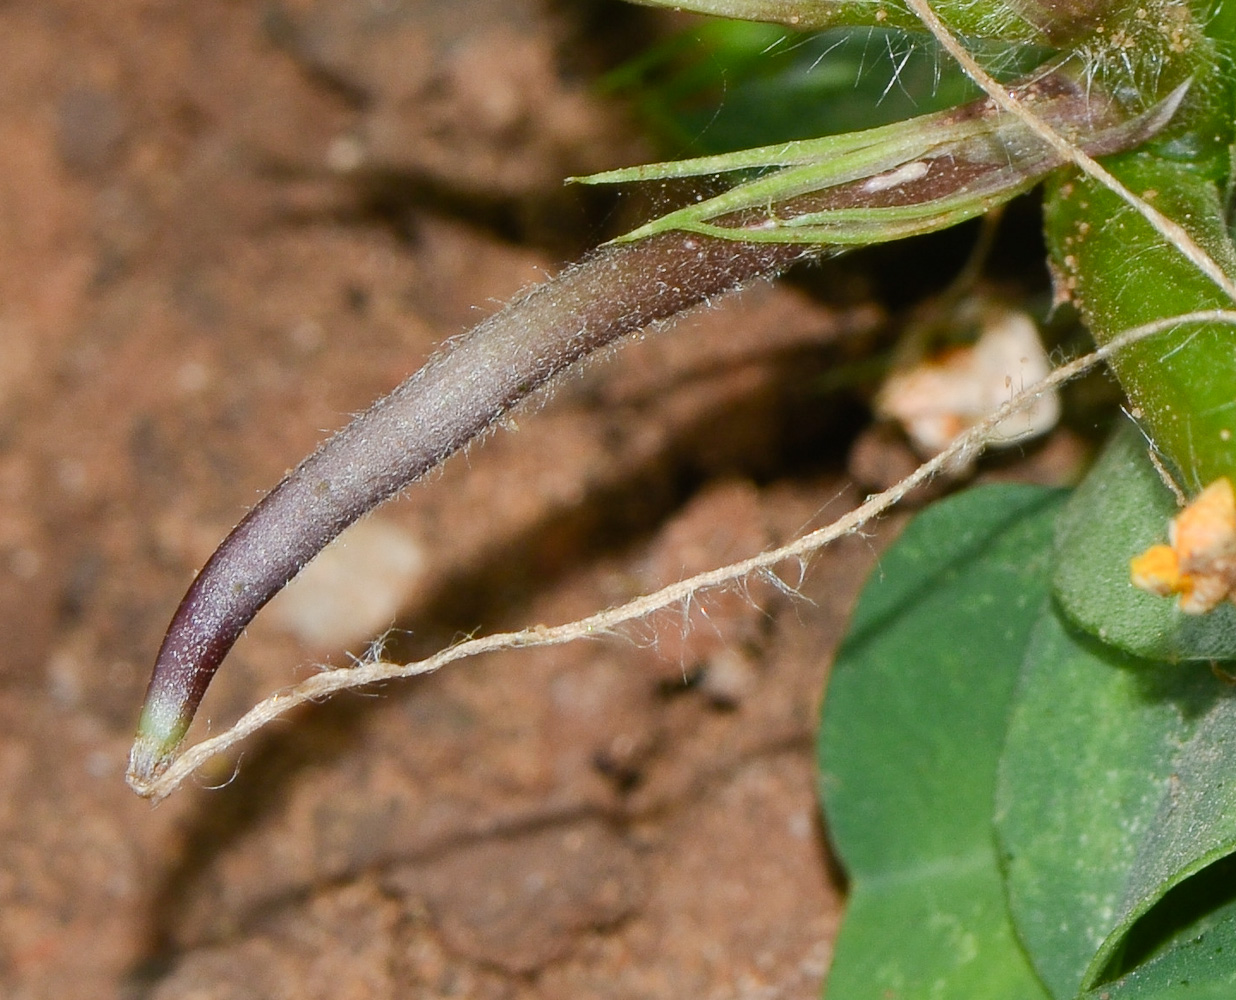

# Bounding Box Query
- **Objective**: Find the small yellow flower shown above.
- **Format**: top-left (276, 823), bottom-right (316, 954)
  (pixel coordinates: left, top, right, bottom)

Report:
top-left (1130, 477), bottom-right (1236, 614)
top-left (1129, 544), bottom-right (1180, 597)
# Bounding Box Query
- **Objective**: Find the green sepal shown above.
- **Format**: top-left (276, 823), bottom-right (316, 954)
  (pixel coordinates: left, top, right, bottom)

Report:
top-left (581, 76), bottom-right (1187, 248)
top-left (1042, 30), bottom-right (1236, 492)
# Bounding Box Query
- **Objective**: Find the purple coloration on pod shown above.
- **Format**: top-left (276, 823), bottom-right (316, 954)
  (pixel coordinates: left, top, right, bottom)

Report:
top-left (128, 233), bottom-right (808, 788)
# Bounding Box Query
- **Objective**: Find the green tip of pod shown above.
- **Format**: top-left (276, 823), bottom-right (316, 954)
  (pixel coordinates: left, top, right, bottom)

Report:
top-left (127, 699), bottom-right (192, 794)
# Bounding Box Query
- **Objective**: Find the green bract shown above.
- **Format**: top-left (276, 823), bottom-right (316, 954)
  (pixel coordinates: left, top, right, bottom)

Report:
top-left (577, 75), bottom-right (1188, 246)
top-left (611, 0), bottom-right (1236, 490)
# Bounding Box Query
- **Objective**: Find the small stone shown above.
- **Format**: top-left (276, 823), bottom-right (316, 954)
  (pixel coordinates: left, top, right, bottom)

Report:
top-left (699, 648), bottom-right (758, 709)
top-left (267, 517), bottom-right (426, 652)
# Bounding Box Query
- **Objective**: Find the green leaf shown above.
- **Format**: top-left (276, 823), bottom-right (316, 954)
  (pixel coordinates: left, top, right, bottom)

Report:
top-left (577, 99), bottom-right (1004, 184)
top-left (1053, 421), bottom-right (1236, 662)
top-left (997, 606), bottom-right (1236, 998)
top-left (1083, 881), bottom-right (1236, 999)
top-left (819, 483), bottom-right (1063, 999)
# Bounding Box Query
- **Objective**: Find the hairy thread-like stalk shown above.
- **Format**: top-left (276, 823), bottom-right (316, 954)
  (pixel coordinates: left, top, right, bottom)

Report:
top-left (128, 234), bottom-right (807, 785)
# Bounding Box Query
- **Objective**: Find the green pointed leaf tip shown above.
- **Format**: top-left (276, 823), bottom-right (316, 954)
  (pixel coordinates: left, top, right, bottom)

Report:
top-left (998, 600), bottom-right (1236, 997)
top-left (820, 484), bottom-right (1063, 999)
top-left (1054, 422), bottom-right (1236, 662)
top-left (129, 693), bottom-right (192, 786)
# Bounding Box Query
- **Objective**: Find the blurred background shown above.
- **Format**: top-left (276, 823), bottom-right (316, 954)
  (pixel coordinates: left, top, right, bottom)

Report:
top-left (0, 1), bottom-right (1076, 996)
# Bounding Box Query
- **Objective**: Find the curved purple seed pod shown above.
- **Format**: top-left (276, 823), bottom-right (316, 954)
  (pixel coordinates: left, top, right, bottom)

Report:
top-left (128, 233), bottom-right (808, 786)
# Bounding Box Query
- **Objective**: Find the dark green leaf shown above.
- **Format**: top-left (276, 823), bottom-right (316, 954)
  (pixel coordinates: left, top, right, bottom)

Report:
top-left (819, 483), bottom-right (1062, 999)
top-left (1083, 879), bottom-right (1236, 999)
top-left (997, 604), bottom-right (1236, 997)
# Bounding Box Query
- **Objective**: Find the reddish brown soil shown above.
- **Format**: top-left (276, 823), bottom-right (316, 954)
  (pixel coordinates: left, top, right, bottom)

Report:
top-left (0, 2), bottom-right (1079, 997)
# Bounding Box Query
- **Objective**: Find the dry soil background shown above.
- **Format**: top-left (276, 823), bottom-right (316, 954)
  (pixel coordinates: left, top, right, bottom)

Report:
top-left (0, 1), bottom-right (1078, 997)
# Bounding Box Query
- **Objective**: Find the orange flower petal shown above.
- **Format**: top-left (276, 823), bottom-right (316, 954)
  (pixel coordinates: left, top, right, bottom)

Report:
top-left (1130, 544), bottom-right (1181, 597)
top-left (1173, 477), bottom-right (1236, 571)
